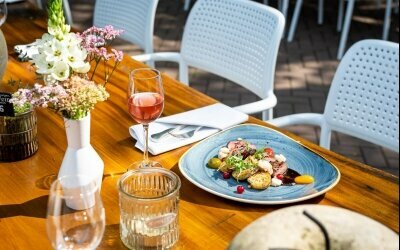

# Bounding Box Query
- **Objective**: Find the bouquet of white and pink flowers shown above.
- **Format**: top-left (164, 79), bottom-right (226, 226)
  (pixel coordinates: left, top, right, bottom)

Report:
top-left (10, 0), bottom-right (124, 120)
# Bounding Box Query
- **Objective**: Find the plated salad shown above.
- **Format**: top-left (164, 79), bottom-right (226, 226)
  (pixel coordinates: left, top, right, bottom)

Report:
top-left (207, 139), bottom-right (314, 194)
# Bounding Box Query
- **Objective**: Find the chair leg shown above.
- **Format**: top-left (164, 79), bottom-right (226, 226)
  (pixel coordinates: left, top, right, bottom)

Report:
top-left (318, 0), bottom-right (324, 25)
top-left (179, 61), bottom-right (189, 85)
top-left (383, 0), bottom-right (393, 40)
top-left (63, 0), bottom-right (73, 26)
top-left (395, 0), bottom-right (399, 14)
top-left (281, 0), bottom-right (289, 20)
top-left (184, 0), bottom-right (191, 11)
top-left (287, 0), bottom-right (303, 42)
top-left (337, 0), bottom-right (355, 60)
top-left (262, 109), bottom-right (273, 121)
top-left (278, 0), bottom-right (283, 11)
top-left (337, 0), bottom-right (345, 32)
top-left (319, 125), bottom-right (332, 150)
top-left (35, 0), bottom-right (43, 9)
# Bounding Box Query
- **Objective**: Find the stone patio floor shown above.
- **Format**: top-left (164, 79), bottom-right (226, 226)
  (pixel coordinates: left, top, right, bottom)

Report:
top-left (65, 0), bottom-right (399, 176)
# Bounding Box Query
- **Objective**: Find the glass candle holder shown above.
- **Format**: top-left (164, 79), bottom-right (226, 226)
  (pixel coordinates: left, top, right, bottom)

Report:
top-left (118, 167), bottom-right (181, 249)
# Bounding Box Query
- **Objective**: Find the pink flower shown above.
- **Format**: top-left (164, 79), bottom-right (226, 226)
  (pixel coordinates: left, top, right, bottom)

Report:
top-left (111, 49), bottom-right (124, 62)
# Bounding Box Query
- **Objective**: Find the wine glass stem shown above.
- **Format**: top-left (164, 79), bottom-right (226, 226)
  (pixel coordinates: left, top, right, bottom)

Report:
top-left (143, 124), bottom-right (150, 166)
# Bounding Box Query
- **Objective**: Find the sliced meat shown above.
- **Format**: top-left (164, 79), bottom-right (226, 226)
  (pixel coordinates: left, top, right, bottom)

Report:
top-left (272, 162), bottom-right (288, 177)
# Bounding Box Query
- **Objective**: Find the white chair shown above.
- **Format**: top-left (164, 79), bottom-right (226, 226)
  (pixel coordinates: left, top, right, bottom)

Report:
top-left (93, 0), bottom-right (159, 63)
top-left (35, 0), bottom-right (73, 26)
top-left (270, 40), bottom-right (399, 153)
top-left (136, 0), bottom-right (285, 120)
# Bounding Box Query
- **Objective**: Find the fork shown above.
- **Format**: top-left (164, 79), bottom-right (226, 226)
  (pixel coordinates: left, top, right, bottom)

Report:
top-left (150, 125), bottom-right (187, 142)
top-left (169, 126), bottom-right (202, 139)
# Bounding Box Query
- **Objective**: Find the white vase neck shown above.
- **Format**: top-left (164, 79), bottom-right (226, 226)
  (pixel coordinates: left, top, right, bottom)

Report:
top-left (64, 113), bottom-right (91, 149)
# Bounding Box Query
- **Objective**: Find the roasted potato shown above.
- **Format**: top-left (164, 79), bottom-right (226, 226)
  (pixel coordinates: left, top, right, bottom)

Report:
top-left (247, 172), bottom-right (271, 190)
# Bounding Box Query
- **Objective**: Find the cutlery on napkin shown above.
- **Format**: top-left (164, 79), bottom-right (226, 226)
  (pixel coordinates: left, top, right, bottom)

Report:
top-left (129, 103), bottom-right (249, 155)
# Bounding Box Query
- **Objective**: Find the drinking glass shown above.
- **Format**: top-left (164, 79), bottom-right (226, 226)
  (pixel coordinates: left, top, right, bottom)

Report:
top-left (46, 175), bottom-right (106, 250)
top-left (118, 167), bottom-right (181, 249)
top-left (0, 0), bottom-right (7, 27)
top-left (128, 68), bottom-right (164, 168)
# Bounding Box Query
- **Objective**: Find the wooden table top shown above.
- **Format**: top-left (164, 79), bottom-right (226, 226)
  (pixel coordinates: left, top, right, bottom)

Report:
top-left (0, 6), bottom-right (398, 250)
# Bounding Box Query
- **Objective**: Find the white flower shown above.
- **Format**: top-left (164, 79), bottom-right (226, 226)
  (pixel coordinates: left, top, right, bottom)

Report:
top-left (51, 61), bottom-right (70, 81)
top-left (44, 39), bottom-right (67, 62)
top-left (275, 154), bottom-right (286, 163)
top-left (218, 147), bottom-right (230, 159)
top-left (258, 159), bottom-right (273, 175)
top-left (31, 53), bottom-right (54, 75)
top-left (66, 46), bottom-right (87, 69)
top-left (64, 33), bottom-right (81, 48)
top-left (74, 62), bottom-right (90, 73)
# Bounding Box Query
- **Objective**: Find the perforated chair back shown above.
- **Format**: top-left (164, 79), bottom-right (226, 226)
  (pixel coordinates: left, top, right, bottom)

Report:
top-left (324, 40), bottom-right (399, 152)
top-left (94, 0), bottom-right (159, 54)
top-left (181, 0), bottom-right (285, 100)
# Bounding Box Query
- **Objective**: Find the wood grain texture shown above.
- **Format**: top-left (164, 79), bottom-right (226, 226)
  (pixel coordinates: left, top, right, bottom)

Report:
top-left (0, 7), bottom-right (398, 250)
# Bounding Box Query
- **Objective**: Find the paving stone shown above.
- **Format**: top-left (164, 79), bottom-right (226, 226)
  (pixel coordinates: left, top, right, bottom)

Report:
top-left (331, 145), bottom-right (363, 158)
top-left (310, 97), bottom-right (326, 113)
top-left (294, 103), bottom-right (312, 113)
top-left (361, 147), bottom-right (388, 168)
top-left (275, 103), bottom-right (294, 117)
top-left (387, 158), bottom-right (400, 170)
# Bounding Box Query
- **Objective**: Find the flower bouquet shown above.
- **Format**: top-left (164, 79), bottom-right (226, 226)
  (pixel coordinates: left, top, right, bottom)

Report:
top-left (10, 0), bottom-right (124, 186)
top-left (11, 0), bottom-right (123, 120)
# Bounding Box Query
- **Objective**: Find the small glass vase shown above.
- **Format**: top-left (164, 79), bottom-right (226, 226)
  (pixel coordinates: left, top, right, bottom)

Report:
top-left (58, 113), bottom-right (104, 190)
top-left (0, 110), bottom-right (38, 161)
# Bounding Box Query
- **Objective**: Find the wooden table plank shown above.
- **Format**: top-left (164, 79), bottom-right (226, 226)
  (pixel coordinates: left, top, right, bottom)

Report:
top-left (0, 7), bottom-right (398, 249)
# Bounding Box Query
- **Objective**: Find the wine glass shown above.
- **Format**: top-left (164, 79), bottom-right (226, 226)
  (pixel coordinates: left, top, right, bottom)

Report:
top-left (128, 68), bottom-right (164, 168)
top-left (46, 175), bottom-right (105, 250)
top-left (0, 0), bottom-right (7, 27)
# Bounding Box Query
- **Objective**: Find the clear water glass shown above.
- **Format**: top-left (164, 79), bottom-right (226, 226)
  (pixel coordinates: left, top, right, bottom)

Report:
top-left (46, 175), bottom-right (105, 250)
top-left (118, 167), bottom-right (181, 249)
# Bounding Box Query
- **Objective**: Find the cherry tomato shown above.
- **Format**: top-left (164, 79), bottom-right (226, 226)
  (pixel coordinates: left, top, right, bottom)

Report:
top-left (237, 185), bottom-right (245, 194)
top-left (264, 148), bottom-right (275, 157)
top-left (276, 174), bottom-right (284, 180)
top-left (222, 172), bottom-right (231, 179)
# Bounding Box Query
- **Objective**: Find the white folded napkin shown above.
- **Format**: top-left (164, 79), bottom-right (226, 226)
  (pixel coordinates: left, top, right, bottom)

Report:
top-left (129, 103), bottom-right (248, 155)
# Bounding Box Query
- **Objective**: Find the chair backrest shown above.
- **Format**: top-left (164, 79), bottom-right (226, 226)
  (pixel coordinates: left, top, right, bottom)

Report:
top-left (93, 0), bottom-right (159, 54)
top-left (324, 40), bottom-right (399, 152)
top-left (180, 0), bottom-right (285, 99)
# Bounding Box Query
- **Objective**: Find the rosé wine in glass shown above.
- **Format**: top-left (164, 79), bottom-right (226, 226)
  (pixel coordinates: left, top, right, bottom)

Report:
top-left (128, 68), bottom-right (164, 168)
top-left (128, 92), bottom-right (164, 124)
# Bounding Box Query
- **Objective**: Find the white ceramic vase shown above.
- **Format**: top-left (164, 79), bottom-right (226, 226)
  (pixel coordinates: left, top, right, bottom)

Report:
top-left (58, 113), bottom-right (104, 191)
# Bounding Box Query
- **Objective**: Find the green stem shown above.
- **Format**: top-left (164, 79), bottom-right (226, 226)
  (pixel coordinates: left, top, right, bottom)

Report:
top-left (90, 57), bottom-right (101, 81)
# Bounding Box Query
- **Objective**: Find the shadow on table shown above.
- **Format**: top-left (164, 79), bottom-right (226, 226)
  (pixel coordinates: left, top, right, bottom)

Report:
top-left (0, 195), bottom-right (48, 219)
top-left (170, 164), bottom-right (325, 211)
top-left (98, 224), bottom-right (128, 249)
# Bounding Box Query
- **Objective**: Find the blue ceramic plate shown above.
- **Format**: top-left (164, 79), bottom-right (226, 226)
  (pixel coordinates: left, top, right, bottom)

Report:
top-left (179, 124), bottom-right (340, 204)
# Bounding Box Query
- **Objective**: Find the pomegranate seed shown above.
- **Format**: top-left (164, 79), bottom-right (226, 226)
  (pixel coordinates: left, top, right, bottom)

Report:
top-left (276, 174), bottom-right (284, 180)
top-left (237, 185), bottom-right (245, 194)
top-left (222, 172), bottom-right (230, 179)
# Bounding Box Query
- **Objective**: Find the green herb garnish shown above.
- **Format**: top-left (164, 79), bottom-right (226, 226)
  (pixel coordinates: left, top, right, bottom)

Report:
top-left (226, 155), bottom-right (254, 172)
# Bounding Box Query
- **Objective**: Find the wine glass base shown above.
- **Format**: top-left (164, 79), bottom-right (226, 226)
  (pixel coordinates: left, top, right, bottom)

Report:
top-left (127, 160), bottom-right (163, 170)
